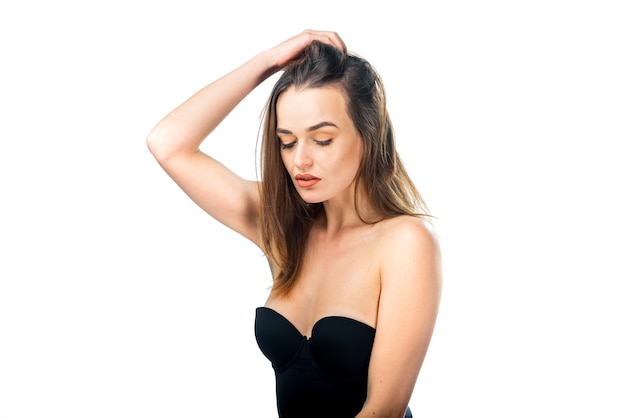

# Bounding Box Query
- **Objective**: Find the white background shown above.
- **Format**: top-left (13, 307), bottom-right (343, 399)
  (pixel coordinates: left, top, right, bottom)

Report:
top-left (1, 1), bottom-right (625, 417)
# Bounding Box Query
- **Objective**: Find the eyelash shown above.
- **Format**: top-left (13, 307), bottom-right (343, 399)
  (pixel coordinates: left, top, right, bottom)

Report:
top-left (280, 139), bottom-right (332, 150)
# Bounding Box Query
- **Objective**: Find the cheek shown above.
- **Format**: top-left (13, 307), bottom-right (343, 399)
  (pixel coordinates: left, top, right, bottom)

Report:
top-left (344, 153), bottom-right (363, 184)
top-left (340, 144), bottom-right (362, 170)
top-left (279, 151), bottom-right (290, 169)
top-left (332, 157), bottom-right (359, 184)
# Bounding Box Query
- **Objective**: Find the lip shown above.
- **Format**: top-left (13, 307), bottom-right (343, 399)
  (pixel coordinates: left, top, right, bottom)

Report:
top-left (295, 173), bottom-right (320, 188)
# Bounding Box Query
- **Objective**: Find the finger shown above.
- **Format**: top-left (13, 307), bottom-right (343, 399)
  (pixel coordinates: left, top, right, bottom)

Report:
top-left (304, 29), bottom-right (347, 53)
top-left (327, 32), bottom-right (347, 53)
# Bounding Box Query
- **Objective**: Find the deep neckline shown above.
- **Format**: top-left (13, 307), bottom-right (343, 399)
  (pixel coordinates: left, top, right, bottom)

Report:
top-left (257, 306), bottom-right (375, 339)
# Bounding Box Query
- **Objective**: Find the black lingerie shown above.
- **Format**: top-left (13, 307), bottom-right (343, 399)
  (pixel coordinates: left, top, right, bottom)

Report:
top-left (255, 306), bottom-right (412, 418)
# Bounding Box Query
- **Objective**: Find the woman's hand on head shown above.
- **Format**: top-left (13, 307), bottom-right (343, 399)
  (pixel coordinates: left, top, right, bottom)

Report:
top-left (269, 29), bottom-right (347, 69)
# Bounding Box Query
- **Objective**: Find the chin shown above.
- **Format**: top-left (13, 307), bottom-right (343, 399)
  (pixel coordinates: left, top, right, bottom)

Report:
top-left (298, 192), bottom-right (325, 205)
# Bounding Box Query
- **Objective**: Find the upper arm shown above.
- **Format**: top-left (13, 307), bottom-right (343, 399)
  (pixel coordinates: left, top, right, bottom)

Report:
top-left (360, 217), bottom-right (442, 416)
top-left (151, 148), bottom-right (261, 246)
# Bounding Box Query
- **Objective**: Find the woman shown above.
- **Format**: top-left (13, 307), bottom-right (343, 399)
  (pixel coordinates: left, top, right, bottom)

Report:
top-left (147, 30), bottom-right (441, 418)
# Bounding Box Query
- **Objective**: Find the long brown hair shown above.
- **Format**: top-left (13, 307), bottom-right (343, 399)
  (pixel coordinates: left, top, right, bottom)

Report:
top-left (258, 41), bottom-right (430, 296)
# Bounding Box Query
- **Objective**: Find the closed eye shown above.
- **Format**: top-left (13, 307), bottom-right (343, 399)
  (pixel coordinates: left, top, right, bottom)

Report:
top-left (316, 139), bottom-right (332, 146)
top-left (280, 141), bottom-right (296, 150)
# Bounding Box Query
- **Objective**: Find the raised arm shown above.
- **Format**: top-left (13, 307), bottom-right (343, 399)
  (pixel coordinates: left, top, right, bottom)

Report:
top-left (146, 30), bottom-right (346, 246)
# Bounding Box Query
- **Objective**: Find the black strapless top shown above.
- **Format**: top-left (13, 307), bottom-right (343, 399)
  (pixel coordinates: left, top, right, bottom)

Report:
top-left (255, 306), bottom-right (375, 417)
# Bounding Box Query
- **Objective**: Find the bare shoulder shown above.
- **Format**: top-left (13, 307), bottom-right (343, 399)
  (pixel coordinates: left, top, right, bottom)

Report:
top-left (376, 215), bottom-right (441, 291)
top-left (377, 215), bottom-right (440, 256)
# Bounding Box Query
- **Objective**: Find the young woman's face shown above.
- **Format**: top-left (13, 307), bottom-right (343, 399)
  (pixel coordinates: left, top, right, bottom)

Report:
top-left (276, 85), bottom-right (363, 204)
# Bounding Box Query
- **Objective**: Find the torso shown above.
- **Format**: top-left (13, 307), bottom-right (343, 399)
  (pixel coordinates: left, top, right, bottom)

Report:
top-left (256, 214), bottom-right (429, 418)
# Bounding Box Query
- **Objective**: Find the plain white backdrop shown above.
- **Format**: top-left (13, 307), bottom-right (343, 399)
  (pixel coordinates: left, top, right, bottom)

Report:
top-left (1, 1), bottom-right (625, 417)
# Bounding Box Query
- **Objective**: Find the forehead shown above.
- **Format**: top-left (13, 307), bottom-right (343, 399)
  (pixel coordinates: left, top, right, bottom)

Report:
top-left (276, 85), bottom-right (349, 130)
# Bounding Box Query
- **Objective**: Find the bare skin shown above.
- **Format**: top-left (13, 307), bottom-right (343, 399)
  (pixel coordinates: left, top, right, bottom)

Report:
top-left (147, 30), bottom-right (441, 418)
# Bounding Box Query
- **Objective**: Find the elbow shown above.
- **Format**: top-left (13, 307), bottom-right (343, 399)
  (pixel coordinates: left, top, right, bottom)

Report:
top-left (146, 127), bottom-right (173, 163)
top-left (146, 125), bottom-right (199, 164)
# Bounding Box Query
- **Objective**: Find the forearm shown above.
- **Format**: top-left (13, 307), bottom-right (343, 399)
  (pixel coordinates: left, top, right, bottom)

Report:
top-left (356, 404), bottom-right (408, 418)
top-left (146, 50), bottom-right (278, 160)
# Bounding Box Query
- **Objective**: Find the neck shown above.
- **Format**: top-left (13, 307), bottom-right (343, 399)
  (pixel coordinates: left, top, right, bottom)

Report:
top-left (318, 185), bottom-right (377, 235)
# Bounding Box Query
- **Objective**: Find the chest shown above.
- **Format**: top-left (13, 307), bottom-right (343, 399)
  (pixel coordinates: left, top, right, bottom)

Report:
top-left (266, 225), bottom-right (383, 335)
top-left (300, 234), bottom-right (378, 295)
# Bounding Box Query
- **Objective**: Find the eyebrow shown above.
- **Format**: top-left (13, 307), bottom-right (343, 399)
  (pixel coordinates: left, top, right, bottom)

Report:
top-left (276, 121), bottom-right (338, 135)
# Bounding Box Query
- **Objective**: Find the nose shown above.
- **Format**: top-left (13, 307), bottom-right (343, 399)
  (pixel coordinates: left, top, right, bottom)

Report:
top-left (293, 141), bottom-right (312, 170)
